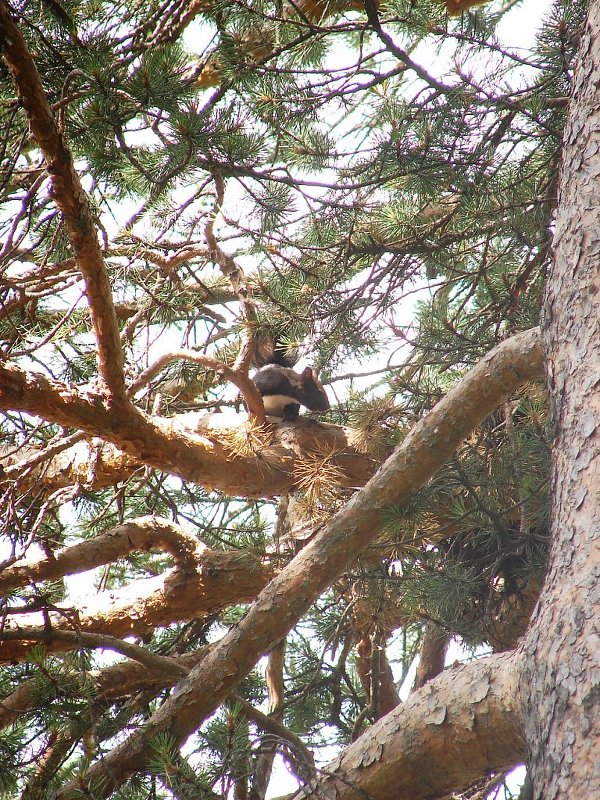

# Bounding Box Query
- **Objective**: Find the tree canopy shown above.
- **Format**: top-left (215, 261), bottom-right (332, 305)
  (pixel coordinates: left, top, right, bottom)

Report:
top-left (0, 1), bottom-right (596, 799)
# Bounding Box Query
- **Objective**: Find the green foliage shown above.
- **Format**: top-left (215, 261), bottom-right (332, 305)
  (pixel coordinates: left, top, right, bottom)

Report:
top-left (0, 726), bottom-right (27, 795)
top-left (380, 391), bottom-right (551, 646)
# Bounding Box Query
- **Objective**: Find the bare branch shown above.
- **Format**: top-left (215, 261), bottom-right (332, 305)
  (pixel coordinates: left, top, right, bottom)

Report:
top-left (251, 640), bottom-right (288, 800)
top-left (2, 431), bottom-right (87, 482)
top-left (0, 629), bottom-right (188, 679)
top-left (234, 693), bottom-right (315, 786)
top-left (204, 172), bottom-right (258, 374)
top-left (128, 349), bottom-right (267, 424)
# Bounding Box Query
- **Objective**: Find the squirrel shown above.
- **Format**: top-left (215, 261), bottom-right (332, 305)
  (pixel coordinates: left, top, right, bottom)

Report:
top-left (252, 335), bottom-right (330, 421)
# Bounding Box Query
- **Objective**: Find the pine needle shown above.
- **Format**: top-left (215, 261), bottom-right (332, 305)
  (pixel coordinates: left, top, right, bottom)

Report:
top-left (218, 420), bottom-right (272, 458)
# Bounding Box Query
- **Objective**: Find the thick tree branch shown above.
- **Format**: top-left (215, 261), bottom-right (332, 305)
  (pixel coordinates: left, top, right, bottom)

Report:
top-left (1, 646), bottom-right (522, 800)
top-left (0, 436), bottom-right (143, 494)
top-left (375, 645), bottom-right (400, 717)
top-left (1, 431), bottom-right (88, 484)
top-left (56, 326), bottom-right (543, 798)
top-left (0, 365), bottom-right (375, 496)
top-left (0, 516), bottom-right (201, 594)
top-left (0, 546), bottom-right (273, 662)
top-left (297, 652), bottom-right (524, 800)
top-left (0, 2), bottom-right (125, 398)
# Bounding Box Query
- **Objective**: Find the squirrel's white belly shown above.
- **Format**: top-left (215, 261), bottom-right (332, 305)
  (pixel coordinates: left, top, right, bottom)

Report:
top-left (262, 394), bottom-right (300, 415)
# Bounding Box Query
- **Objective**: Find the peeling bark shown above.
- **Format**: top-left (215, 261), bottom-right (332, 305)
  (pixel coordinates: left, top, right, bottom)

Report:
top-left (297, 653), bottom-right (524, 800)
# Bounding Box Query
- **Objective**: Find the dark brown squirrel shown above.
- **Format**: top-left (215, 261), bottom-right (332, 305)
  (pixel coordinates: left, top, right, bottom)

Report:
top-left (252, 336), bottom-right (330, 421)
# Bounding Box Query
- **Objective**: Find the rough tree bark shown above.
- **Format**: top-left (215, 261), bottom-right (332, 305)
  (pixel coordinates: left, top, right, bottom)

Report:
top-left (295, 652), bottom-right (524, 800)
top-left (519, 3), bottom-right (600, 797)
top-left (305, 5), bottom-right (600, 795)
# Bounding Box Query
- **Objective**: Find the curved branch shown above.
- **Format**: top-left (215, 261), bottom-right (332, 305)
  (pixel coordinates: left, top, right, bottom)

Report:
top-left (233, 693), bottom-right (315, 785)
top-left (0, 548), bottom-right (273, 662)
top-left (0, 516), bottom-right (201, 595)
top-left (128, 350), bottom-right (266, 423)
top-left (298, 652), bottom-right (524, 800)
top-left (0, 365), bottom-right (375, 496)
top-left (0, 629), bottom-right (188, 679)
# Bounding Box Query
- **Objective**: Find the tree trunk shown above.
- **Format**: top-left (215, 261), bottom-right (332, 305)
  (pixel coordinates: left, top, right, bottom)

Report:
top-left (520, 3), bottom-right (600, 796)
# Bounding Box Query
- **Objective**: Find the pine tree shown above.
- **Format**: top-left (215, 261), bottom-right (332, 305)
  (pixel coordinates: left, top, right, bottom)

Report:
top-left (0, 1), bottom-right (595, 799)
